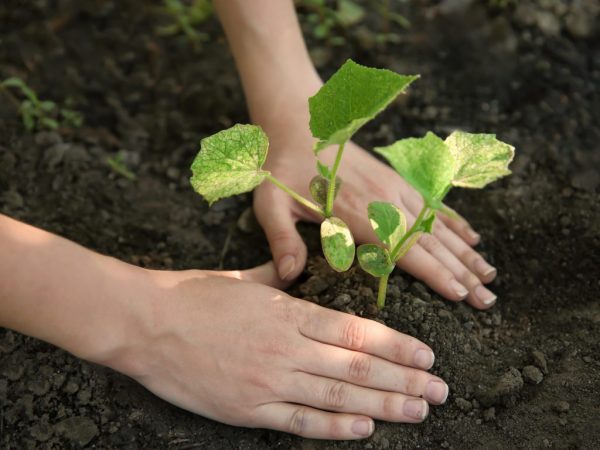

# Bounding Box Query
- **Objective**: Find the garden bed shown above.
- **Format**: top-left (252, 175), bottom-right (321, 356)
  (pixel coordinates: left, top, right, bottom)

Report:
top-left (1, 0), bottom-right (599, 448)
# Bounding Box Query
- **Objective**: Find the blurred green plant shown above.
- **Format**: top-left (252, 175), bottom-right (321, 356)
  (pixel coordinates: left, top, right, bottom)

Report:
top-left (1, 77), bottom-right (83, 132)
top-left (157, 0), bottom-right (213, 45)
top-left (106, 151), bottom-right (137, 181)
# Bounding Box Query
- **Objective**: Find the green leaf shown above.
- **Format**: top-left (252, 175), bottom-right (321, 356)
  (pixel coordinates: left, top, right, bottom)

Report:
top-left (316, 160), bottom-right (330, 178)
top-left (309, 59), bottom-right (419, 153)
top-left (357, 244), bottom-right (394, 277)
top-left (367, 201), bottom-right (406, 249)
top-left (190, 124), bottom-right (270, 205)
top-left (445, 131), bottom-right (515, 189)
top-left (335, 0), bottom-right (365, 27)
top-left (309, 175), bottom-right (341, 207)
top-left (375, 132), bottom-right (455, 209)
top-left (321, 217), bottom-right (355, 272)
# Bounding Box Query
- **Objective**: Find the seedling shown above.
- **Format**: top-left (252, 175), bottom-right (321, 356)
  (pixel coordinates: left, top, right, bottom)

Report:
top-left (1, 77), bottom-right (83, 131)
top-left (298, 0), bottom-right (366, 45)
top-left (190, 60), bottom-right (416, 272)
top-left (106, 151), bottom-right (137, 181)
top-left (189, 59), bottom-right (514, 309)
top-left (157, 0), bottom-right (213, 45)
top-left (361, 131), bottom-right (514, 308)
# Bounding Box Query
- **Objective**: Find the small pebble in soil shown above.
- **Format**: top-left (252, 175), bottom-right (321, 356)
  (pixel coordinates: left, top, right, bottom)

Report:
top-left (582, 356), bottom-right (592, 363)
top-left (478, 367), bottom-right (524, 407)
top-left (551, 400), bottom-right (570, 413)
top-left (299, 275), bottom-right (329, 296)
top-left (54, 416), bottom-right (99, 447)
top-left (330, 293), bottom-right (352, 308)
top-left (532, 350), bottom-right (549, 374)
top-left (522, 365), bottom-right (544, 385)
top-left (483, 407), bottom-right (496, 422)
top-left (455, 397), bottom-right (473, 412)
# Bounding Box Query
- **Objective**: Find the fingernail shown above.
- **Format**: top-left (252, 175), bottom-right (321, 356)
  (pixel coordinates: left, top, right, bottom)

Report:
top-left (403, 399), bottom-right (429, 421)
top-left (425, 380), bottom-right (449, 404)
top-left (414, 348), bottom-right (435, 370)
top-left (278, 255), bottom-right (296, 280)
top-left (467, 229), bottom-right (480, 242)
top-left (475, 285), bottom-right (497, 305)
top-left (449, 279), bottom-right (469, 299)
top-left (475, 259), bottom-right (496, 278)
top-left (351, 419), bottom-right (374, 437)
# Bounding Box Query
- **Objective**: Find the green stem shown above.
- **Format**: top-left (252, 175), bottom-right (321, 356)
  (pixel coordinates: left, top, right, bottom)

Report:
top-left (266, 174), bottom-right (325, 217)
top-left (390, 205), bottom-right (431, 261)
top-left (377, 274), bottom-right (390, 309)
top-left (325, 141), bottom-right (346, 217)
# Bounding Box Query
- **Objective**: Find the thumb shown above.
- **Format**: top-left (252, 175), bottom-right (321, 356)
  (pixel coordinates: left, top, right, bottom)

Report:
top-left (254, 186), bottom-right (308, 281)
top-left (212, 261), bottom-right (291, 290)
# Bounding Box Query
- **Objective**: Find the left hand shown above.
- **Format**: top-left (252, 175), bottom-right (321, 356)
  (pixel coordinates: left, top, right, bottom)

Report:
top-left (253, 107), bottom-right (498, 310)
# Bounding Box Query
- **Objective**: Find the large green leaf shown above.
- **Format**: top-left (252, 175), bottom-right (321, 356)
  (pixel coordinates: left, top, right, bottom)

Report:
top-left (309, 59), bottom-right (419, 153)
top-left (190, 124), bottom-right (270, 204)
top-left (357, 244), bottom-right (394, 277)
top-left (321, 217), bottom-right (355, 272)
top-left (367, 201), bottom-right (406, 249)
top-left (375, 132), bottom-right (455, 209)
top-left (445, 131), bottom-right (515, 188)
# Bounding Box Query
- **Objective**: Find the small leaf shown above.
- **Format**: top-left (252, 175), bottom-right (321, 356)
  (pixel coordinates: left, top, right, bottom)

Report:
top-left (190, 124), bottom-right (270, 205)
top-left (321, 217), bottom-right (355, 272)
top-left (420, 212), bottom-right (436, 233)
top-left (375, 132), bottom-right (455, 209)
top-left (357, 244), bottom-right (394, 277)
top-left (316, 160), bottom-right (330, 178)
top-left (309, 59), bottom-right (419, 153)
top-left (335, 0), bottom-right (365, 27)
top-left (445, 131), bottom-right (515, 189)
top-left (367, 201), bottom-right (406, 249)
top-left (309, 175), bottom-right (341, 206)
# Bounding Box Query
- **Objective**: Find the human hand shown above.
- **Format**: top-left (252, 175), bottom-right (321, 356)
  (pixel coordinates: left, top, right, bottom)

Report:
top-left (105, 262), bottom-right (448, 440)
top-left (253, 109), bottom-right (498, 310)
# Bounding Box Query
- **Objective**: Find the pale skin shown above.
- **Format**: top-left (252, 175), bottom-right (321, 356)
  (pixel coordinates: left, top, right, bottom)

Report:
top-left (0, 0), bottom-right (498, 441)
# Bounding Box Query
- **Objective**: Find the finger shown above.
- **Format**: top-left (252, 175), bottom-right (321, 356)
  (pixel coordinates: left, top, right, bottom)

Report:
top-left (396, 243), bottom-right (471, 301)
top-left (286, 372), bottom-right (430, 423)
top-left (253, 402), bottom-right (374, 440)
top-left (254, 185), bottom-right (307, 281)
top-left (432, 220), bottom-right (497, 284)
top-left (213, 261), bottom-right (290, 290)
top-left (298, 304), bottom-right (435, 370)
top-left (437, 207), bottom-right (481, 246)
top-left (298, 341), bottom-right (448, 404)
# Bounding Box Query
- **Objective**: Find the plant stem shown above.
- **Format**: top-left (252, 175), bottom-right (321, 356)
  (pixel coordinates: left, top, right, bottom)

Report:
top-left (377, 274), bottom-right (389, 309)
top-left (266, 174), bottom-right (325, 217)
top-left (390, 205), bottom-right (431, 261)
top-left (325, 141), bottom-right (346, 217)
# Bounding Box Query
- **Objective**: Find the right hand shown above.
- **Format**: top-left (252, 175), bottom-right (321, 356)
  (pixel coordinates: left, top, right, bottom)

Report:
top-left (106, 262), bottom-right (449, 440)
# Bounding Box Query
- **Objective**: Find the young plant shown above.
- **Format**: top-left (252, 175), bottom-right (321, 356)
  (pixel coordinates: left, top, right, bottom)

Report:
top-left (358, 131), bottom-right (514, 308)
top-left (190, 59), bottom-right (417, 273)
top-left (1, 77), bottom-right (83, 131)
top-left (157, 0), bottom-right (213, 45)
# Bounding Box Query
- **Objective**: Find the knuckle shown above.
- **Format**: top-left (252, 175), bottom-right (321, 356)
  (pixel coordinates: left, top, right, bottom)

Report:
top-left (419, 234), bottom-right (442, 254)
top-left (270, 229), bottom-right (293, 245)
top-left (402, 372), bottom-right (419, 395)
top-left (323, 381), bottom-right (350, 409)
top-left (288, 407), bottom-right (308, 436)
top-left (340, 318), bottom-right (367, 350)
top-left (382, 394), bottom-right (397, 417)
top-left (348, 354), bottom-right (372, 382)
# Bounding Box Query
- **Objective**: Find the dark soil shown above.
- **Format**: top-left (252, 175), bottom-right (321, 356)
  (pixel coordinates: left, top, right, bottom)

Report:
top-left (1, 0), bottom-right (599, 448)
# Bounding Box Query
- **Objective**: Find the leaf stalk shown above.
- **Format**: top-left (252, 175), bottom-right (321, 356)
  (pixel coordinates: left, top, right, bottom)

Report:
top-left (266, 174), bottom-right (325, 217)
top-left (377, 273), bottom-right (389, 309)
top-left (390, 205), bottom-right (431, 261)
top-left (325, 141), bottom-right (346, 217)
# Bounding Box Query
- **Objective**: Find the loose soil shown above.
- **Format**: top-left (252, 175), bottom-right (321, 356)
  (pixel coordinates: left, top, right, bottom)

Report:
top-left (1, 0), bottom-right (599, 449)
